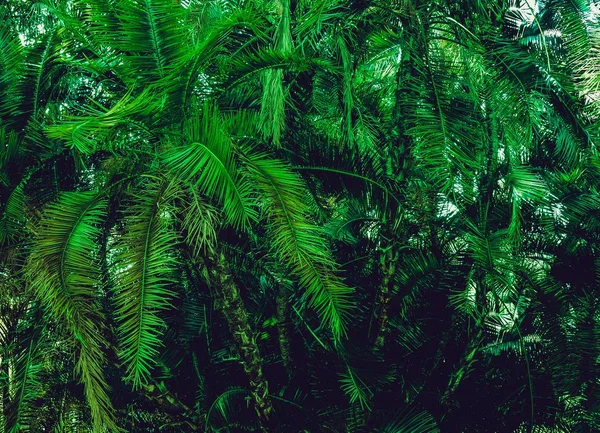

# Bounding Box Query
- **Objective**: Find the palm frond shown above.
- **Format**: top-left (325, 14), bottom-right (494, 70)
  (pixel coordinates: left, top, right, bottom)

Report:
top-left (0, 179), bottom-right (26, 245)
top-left (259, 0), bottom-right (293, 147)
top-left (339, 364), bottom-right (373, 411)
top-left (163, 103), bottom-right (257, 230)
top-left (7, 332), bottom-right (45, 433)
top-left (0, 10), bottom-right (24, 124)
top-left (22, 27), bottom-right (61, 119)
top-left (377, 408), bottom-right (439, 433)
top-left (25, 191), bottom-right (116, 431)
top-left (181, 183), bottom-right (219, 259)
top-left (0, 127), bottom-right (23, 186)
top-left (205, 387), bottom-right (257, 432)
top-left (45, 88), bottom-right (158, 154)
top-left (115, 0), bottom-right (186, 81)
top-left (111, 176), bottom-right (180, 388)
top-left (245, 153), bottom-right (354, 340)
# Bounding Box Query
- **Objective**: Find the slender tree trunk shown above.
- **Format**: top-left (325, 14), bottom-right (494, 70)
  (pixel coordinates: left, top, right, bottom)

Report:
top-left (209, 250), bottom-right (274, 431)
top-left (276, 283), bottom-right (294, 379)
top-left (442, 324), bottom-right (484, 405)
top-left (443, 276), bottom-right (486, 404)
top-left (372, 244), bottom-right (399, 350)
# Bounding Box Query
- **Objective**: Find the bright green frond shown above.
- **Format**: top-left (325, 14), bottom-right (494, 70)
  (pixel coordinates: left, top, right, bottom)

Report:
top-left (112, 176), bottom-right (180, 388)
top-left (25, 191), bottom-right (116, 431)
top-left (163, 104), bottom-right (257, 230)
top-left (245, 153), bottom-right (354, 340)
top-left (115, 0), bottom-right (186, 81)
top-left (339, 364), bottom-right (373, 411)
top-left (7, 331), bottom-right (45, 433)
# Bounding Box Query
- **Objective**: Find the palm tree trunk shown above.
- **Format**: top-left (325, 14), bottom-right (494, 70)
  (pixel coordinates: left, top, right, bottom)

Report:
top-left (276, 284), bottom-right (294, 379)
top-left (442, 325), bottom-right (484, 405)
top-left (209, 250), bottom-right (274, 430)
top-left (372, 245), bottom-right (399, 350)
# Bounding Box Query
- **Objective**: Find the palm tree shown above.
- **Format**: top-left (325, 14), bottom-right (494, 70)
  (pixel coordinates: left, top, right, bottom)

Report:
top-left (1, 0), bottom-right (600, 432)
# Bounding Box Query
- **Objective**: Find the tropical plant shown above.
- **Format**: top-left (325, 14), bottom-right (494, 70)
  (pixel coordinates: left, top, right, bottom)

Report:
top-left (1, 0), bottom-right (600, 432)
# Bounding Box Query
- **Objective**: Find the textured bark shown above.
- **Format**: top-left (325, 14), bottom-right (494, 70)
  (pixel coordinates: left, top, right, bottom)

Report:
top-left (373, 246), bottom-right (399, 350)
top-left (209, 250), bottom-right (274, 431)
top-left (442, 324), bottom-right (484, 405)
top-left (276, 284), bottom-right (294, 379)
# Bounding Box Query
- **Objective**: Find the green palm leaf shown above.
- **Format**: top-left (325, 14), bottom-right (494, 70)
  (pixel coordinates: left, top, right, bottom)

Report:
top-left (378, 409), bottom-right (439, 433)
top-left (245, 153), bottom-right (354, 340)
top-left (163, 104), bottom-right (257, 230)
top-left (115, 0), bottom-right (186, 81)
top-left (339, 364), bottom-right (373, 411)
top-left (181, 183), bottom-right (219, 259)
top-left (0, 180), bottom-right (26, 245)
top-left (259, 0), bottom-right (293, 147)
top-left (7, 331), bottom-right (45, 433)
top-left (25, 191), bottom-right (116, 431)
top-left (0, 10), bottom-right (24, 124)
top-left (112, 176), bottom-right (180, 388)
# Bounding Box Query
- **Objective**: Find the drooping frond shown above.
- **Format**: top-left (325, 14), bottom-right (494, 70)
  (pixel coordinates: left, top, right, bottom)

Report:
top-left (25, 191), bottom-right (116, 431)
top-left (114, 0), bottom-right (186, 81)
top-left (163, 103), bottom-right (257, 230)
top-left (0, 9), bottom-right (24, 124)
top-left (245, 152), bottom-right (354, 340)
top-left (259, 0), bottom-right (293, 147)
top-left (6, 324), bottom-right (45, 433)
top-left (339, 364), bottom-right (373, 411)
top-left (111, 176), bottom-right (180, 388)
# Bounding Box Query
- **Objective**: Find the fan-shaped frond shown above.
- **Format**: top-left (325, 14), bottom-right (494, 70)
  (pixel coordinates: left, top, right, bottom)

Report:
top-left (378, 408), bottom-right (439, 433)
top-left (205, 387), bottom-right (257, 432)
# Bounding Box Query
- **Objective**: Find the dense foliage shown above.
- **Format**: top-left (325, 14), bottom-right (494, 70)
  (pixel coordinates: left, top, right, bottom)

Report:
top-left (1, 0), bottom-right (600, 431)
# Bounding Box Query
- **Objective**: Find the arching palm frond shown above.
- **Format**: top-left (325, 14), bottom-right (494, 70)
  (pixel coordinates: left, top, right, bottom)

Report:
top-left (163, 104), bottom-right (257, 230)
top-left (245, 153), bottom-right (354, 340)
top-left (111, 176), bottom-right (180, 388)
top-left (25, 191), bottom-right (116, 431)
